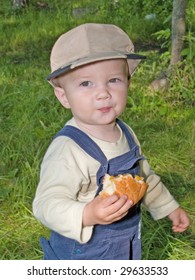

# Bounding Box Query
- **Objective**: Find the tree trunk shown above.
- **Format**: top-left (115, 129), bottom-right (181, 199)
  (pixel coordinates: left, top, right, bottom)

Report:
top-left (150, 0), bottom-right (187, 91)
top-left (170, 0), bottom-right (187, 66)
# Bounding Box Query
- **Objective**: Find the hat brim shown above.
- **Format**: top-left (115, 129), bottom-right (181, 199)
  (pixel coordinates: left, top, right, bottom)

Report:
top-left (46, 52), bottom-right (146, 81)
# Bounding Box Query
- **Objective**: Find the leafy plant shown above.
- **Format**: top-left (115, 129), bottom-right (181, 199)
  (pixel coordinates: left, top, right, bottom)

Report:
top-left (181, 31), bottom-right (195, 61)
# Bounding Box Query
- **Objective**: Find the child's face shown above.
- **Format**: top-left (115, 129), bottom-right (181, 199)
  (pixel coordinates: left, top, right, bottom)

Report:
top-left (55, 59), bottom-right (130, 127)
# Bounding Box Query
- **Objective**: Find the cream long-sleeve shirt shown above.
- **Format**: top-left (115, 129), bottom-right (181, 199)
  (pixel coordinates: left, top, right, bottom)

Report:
top-left (33, 118), bottom-right (179, 243)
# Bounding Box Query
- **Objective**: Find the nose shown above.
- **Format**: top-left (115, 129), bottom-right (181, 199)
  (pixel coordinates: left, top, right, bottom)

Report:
top-left (96, 85), bottom-right (111, 100)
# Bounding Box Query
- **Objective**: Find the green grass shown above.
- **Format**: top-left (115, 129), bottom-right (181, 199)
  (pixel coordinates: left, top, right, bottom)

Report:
top-left (0, 1), bottom-right (195, 260)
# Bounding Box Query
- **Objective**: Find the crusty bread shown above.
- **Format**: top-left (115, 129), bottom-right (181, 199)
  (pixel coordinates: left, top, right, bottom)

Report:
top-left (99, 173), bottom-right (148, 205)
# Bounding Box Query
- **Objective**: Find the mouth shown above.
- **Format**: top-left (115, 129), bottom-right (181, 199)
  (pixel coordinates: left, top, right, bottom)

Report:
top-left (98, 107), bottom-right (112, 113)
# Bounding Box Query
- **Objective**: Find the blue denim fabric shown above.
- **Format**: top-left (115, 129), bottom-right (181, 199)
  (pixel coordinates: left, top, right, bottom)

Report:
top-left (41, 215), bottom-right (141, 260)
top-left (40, 119), bottom-right (144, 260)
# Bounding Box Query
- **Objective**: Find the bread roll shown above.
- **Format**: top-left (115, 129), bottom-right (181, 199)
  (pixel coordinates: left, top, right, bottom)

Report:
top-left (99, 173), bottom-right (148, 205)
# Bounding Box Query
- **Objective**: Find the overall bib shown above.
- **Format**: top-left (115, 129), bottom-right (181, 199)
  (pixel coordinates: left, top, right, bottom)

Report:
top-left (40, 119), bottom-right (144, 260)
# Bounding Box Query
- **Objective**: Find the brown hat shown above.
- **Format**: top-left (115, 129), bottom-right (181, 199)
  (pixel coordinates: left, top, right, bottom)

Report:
top-left (47, 23), bottom-right (146, 81)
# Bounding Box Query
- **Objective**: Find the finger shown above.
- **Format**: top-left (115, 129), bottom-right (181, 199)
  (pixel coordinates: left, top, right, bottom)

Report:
top-left (172, 215), bottom-right (190, 232)
top-left (110, 210), bottom-right (129, 223)
top-left (172, 224), bottom-right (188, 233)
top-left (107, 195), bottom-right (129, 212)
top-left (100, 194), bottom-right (120, 208)
top-left (107, 197), bottom-right (133, 221)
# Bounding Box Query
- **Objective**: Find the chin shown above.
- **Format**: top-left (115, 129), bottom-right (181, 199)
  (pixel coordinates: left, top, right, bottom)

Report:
top-left (97, 113), bottom-right (118, 124)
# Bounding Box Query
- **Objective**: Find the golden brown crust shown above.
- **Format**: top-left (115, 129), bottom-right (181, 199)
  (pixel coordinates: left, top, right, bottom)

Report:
top-left (99, 174), bottom-right (148, 205)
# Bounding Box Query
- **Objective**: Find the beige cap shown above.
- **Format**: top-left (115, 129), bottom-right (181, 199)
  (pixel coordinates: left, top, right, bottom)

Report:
top-left (47, 23), bottom-right (146, 81)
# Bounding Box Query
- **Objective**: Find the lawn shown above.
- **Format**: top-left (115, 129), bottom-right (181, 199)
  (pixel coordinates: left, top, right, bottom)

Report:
top-left (0, 1), bottom-right (195, 260)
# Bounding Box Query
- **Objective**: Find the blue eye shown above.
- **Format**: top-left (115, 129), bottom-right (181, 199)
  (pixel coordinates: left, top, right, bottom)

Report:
top-left (80, 81), bottom-right (92, 87)
top-left (109, 78), bottom-right (121, 83)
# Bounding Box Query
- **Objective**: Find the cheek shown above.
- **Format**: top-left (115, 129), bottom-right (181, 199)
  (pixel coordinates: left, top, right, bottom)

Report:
top-left (116, 89), bottom-right (128, 104)
top-left (69, 96), bottom-right (92, 112)
top-left (121, 96), bottom-right (128, 109)
top-left (116, 92), bottom-right (128, 112)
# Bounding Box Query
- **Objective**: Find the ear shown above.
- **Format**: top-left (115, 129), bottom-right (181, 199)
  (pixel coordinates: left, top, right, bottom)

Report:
top-left (54, 86), bottom-right (71, 108)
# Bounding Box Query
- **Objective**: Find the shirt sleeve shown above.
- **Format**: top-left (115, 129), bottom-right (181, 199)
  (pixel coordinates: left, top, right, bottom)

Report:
top-left (140, 160), bottom-right (180, 220)
top-left (126, 124), bottom-right (180, 220)
top-left (32, 137), bottom-right (94, 243)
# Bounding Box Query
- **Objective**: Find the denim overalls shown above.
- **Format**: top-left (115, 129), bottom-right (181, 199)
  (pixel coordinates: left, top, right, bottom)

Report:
top-left (40, 119), bottom-right (144, 260)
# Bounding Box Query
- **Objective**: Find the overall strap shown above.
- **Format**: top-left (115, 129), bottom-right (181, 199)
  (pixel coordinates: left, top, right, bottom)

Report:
top-left (54, 119), bottom-right (142, 180)
top-left (54, 125), bottom-right (108, 168)
top-left (55, 119), bottom-right (136, 152)
top-left (116, 119), bottom-right (136, 149)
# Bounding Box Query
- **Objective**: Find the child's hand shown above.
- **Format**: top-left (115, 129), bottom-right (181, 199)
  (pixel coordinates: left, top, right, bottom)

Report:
top-left (168, 207), bottom-right (190, 233)
top-left (82, 195), bottom-right (133, 227)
